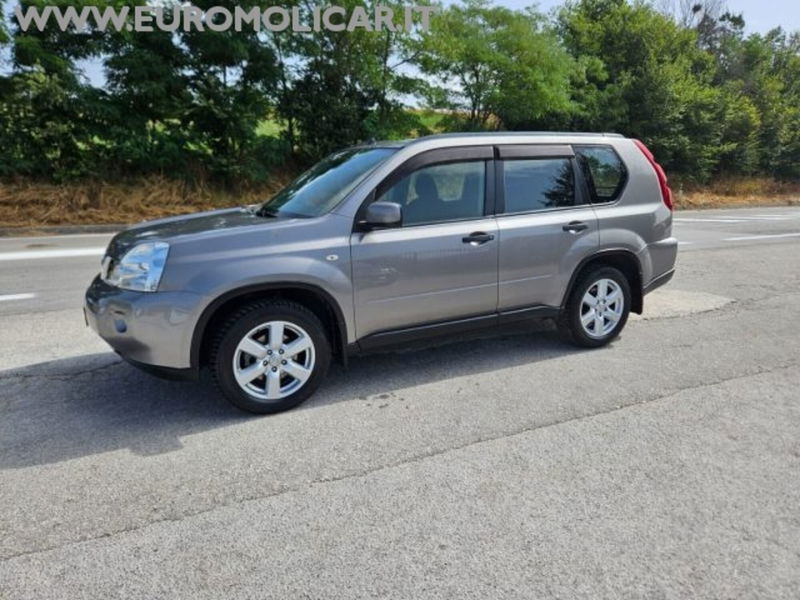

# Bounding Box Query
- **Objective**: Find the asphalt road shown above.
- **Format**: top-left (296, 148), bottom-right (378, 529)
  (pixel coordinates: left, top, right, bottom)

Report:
top-left (1, 206), bottom-right (799, 599)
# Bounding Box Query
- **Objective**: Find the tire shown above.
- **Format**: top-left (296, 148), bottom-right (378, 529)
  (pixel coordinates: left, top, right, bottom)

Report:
top-left (211, 300), bottom-right (331, 414)
top-left (558, 266), bottom-right (631, 348)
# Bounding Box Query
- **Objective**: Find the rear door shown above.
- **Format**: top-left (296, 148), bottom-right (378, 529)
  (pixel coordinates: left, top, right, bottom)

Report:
top-left (350, 146), bottom-right (499, 339)
top-left (495, 144), bottom-right (599, 310)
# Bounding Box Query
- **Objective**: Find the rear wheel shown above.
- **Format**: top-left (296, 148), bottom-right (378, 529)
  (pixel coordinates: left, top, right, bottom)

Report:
top-left (558, 266), bottom-right (631, 348)
top-left (211, 300), bottom-right (331, 414)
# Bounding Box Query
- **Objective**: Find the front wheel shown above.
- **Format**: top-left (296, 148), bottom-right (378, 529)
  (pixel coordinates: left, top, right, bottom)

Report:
top-left (558, 266), bottom-right (631, 348)
top-left (211, 300), bottom-right (331, 414)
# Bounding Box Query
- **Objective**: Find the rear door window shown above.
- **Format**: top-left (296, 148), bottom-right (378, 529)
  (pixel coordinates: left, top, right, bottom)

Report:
top-left (574, 146), bottom-right (627, 203)
top-left (501, 158), bottom-right (576, 214)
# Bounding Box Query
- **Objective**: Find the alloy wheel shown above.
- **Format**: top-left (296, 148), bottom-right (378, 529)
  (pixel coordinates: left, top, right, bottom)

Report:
top-left (232, 320), bottom-right (316, 400)
top-left (579, 278), bottom-right (624, 339)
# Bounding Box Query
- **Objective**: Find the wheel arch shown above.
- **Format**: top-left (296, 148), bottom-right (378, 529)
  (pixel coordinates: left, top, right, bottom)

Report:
top-left (561, 250), bottom-right (644, 314)
top-left (191, 283), bottom-right (349, 374)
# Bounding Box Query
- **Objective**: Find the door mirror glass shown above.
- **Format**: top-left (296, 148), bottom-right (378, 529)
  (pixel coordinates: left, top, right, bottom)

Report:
top-left (363, 201), bottom-right (402, 228)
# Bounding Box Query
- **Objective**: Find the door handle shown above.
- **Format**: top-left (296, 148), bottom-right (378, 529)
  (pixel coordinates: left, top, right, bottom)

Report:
top-left (462, 232), bottom-right (495, 245)
top-left (563, 221), bottom-right (589, 233)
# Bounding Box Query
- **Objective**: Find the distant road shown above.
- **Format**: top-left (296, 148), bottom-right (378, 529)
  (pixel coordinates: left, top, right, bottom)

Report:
top-left (0, 205), bottom-right (798, 317)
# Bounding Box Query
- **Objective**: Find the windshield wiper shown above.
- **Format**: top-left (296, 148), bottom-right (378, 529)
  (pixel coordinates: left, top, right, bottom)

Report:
top-left (256, 205), bottom-right (279, 218)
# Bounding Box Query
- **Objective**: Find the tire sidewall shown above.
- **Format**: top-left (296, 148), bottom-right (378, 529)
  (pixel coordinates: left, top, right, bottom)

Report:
top-left (215, 303), bottom-right (331, 414)
top-left (568, 267), bottom-right (631, 348)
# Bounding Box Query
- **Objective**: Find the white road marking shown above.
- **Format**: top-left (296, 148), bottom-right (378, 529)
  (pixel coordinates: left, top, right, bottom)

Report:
top-left (0, 293), bottom-right (36, 302)
top-left (0, 247), bottom-right (105, 261)
top-left (724, 232), bottom-right (800, 242)
top-left (673, 218), bottom-right (747, 223)
top-left (674, 214), bottom-right (799, 224)
top-left (730, 216), bottom-right (793, 221)
top-left (678, 241), bottom-right (693, 246)
top-left (0, 232), bottom-right (114, 242)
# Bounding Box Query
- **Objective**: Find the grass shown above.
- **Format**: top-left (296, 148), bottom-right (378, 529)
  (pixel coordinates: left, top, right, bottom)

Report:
top-left (254, 109), bottom-right (450, 140)
top-left (414, 109), bottom-right (448, 132)
top-left (0, 175), bottom-right (294, 229)
top-left (0, 174), bottom-right (797, 230)
top-left (673, 176), bottom-right (800, 209)
top-left (255, 118), bottom-right (284, 137)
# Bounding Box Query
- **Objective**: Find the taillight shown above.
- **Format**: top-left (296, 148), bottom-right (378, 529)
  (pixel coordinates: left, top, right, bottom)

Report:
top-left (633, 139), bottom-right (673, 211)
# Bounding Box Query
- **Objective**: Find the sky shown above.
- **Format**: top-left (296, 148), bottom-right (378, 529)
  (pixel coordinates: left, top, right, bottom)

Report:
top-left (725, 0), bottom-right (800, 33)
top-left (3, 0), bottom-right (800, 87)
top-left (498, 0), bottom-right (800, 34)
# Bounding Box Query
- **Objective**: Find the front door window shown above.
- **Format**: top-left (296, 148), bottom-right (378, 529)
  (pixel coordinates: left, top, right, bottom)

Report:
top-left (376, 161), bottom-right (486, 226)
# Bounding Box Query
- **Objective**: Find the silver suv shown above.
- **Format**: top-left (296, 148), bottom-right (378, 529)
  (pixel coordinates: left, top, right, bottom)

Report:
top-left (85, 133), bottom-right (677, 413)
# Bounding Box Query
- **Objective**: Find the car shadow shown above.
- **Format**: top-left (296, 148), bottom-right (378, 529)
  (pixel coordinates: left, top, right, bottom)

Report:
top-left (0, 321), bottom-right (584, 470)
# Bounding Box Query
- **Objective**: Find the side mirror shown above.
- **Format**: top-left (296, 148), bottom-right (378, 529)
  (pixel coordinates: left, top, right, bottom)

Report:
top-left (361, 201), bottom-right (402, 230)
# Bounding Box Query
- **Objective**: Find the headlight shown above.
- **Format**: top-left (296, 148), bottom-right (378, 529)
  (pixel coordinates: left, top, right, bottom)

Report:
top-left (103, 242), bottom-right (169, 292)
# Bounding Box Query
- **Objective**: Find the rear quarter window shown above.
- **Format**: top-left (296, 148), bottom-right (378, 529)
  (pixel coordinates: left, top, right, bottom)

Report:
top-left (575, 145), bottom-right (627, 204)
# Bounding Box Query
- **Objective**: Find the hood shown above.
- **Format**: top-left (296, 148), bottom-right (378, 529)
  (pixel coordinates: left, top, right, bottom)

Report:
top-left (107, 206), bottom-right (268, 256)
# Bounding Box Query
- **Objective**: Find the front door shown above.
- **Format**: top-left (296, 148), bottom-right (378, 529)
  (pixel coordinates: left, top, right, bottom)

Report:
top-left (351, 150), bottom-right (499, 339)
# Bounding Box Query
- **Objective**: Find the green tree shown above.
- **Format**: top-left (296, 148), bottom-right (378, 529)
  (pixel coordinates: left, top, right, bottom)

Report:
top-left (4, 1), bottom-right (146, 180)
top-left (0, 69), bottom-right (107, 179)
top-left (274, 0), bottom-right (425, 161)
top-left (720, 28), bottom-right (800, 177)
top-left (103, 22), bottom-right (191, 177)
top-left (685, 4), bottom-right (800, 178)
top-left (2, 0), bottom-right (799, 186)
top-left (1, 6), bottom-right (9, 45)
top-left (557, 0), bottom-right (722, 179)
top-left (13, 1), bottom-right (135, 78)
top-left (180, 0), bottom-right (283, 182)
top-left (715, 89), bottom-right (761, 174)
top-left (770, 31), bottom-right (800, 179)
top-left (416, 0), bottom-right (573, 130)
top-left (3, 0), bottom-right (285, 183)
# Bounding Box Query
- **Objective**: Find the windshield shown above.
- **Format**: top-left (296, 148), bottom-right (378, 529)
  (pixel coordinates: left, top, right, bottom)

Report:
top-left (260, 147), bottom-right (397, 218)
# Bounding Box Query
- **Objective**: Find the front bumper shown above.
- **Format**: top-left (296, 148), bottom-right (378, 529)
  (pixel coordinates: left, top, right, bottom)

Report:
top-left (84, 276), bottom-right (202, 375)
